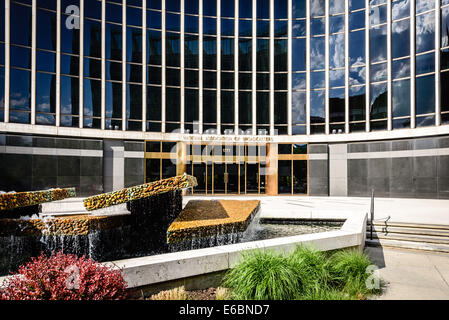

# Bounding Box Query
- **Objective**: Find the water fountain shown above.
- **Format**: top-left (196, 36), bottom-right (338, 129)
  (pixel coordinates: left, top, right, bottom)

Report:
top-left (0, 176), bottom-right (195, 275)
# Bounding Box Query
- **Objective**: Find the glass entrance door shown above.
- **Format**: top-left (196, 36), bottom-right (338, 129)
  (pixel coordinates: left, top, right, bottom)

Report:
top-left (246, 163), bottom-right (259, 194)
top-left (213, 163), bottom-right (226, 194)
top-left (226, 163), bottom-right (239, 194)
top-left (192, 163), bottom-right (206, 193)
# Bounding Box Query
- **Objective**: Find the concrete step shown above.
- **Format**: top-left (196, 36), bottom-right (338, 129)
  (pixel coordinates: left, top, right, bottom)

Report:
top-left (366, 225), bottom-right (449, 237)
top-left (368, 232), bottom-right (449, 245)
top-left (368, 221), bottom-right (449, 231)
top-left (40, 198), bottom-right (88, 214)
top-left (366, 239), bottom-right (449, 254)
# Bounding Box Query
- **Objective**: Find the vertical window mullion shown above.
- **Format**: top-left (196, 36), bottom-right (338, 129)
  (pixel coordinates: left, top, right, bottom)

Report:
top-left (365, 0), bottom-right (370, 132)
top-left (410, 0), bottom-right (416, 128)
top-left (56, 0), bottom-right (60, 126)
top-left (436, 0), bottom-right (441, 126)
top-left (387, 0), bottom-right (392, 131)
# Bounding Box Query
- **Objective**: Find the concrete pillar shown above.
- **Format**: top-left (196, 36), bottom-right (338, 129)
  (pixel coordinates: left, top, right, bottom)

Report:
top-left (329, 143), bottom-right (348, 196)
top-left (176, 141), bottom-right (187, 176)
top-left (265, 143), bottom-right (278, 195)
top-left (103, 140), bottom-right (125, 192)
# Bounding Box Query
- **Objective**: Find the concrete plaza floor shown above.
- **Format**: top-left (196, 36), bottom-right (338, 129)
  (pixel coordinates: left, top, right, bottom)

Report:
top-left (184, 195), bottom-right (449, 225)
top-left (366, 246), bottom-right (449, 300)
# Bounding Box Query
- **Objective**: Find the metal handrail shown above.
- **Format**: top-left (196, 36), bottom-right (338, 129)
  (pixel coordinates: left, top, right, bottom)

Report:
top-left (369, 190), bottom-right (391, 239)
top-left (370, 189), bottom-right (374, 240)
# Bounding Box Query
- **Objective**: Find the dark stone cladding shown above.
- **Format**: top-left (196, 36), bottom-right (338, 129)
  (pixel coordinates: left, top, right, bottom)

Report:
top-left (124, 141), bottom-right (145, 188)
top-left (347, 136), bottom-right (449, 199)
top-left (348, 136), bottom-right (449, 153)
top-left (0, 133), bottom-right (103, 197)
top-left (309, 144), bottom-right (329, 196)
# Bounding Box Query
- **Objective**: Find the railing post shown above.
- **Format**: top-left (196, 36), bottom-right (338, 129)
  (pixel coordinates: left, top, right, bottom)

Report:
top-left (370, 189), bottom-right (374, 240)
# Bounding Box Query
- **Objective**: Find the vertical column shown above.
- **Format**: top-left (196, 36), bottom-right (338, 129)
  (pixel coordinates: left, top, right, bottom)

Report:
top-left (79, 0), bottom-right (84, 128)
top-left (56, 0), bottom-right (61, 126)
top-left (324, 0), bottom-right (329, 135)
top-left (122, 0), bottom-right (127, 131)
top-left (217, 0), bottom-right (221, 134)
top-left (287, 0), bottom-right (292, 135)
top-left (269, 0), bottom-right (274, 135)
top-left (142, 0), bottom-right (147, 131)
top-left (265, 143), bottom-right (278, 195)
top-left (251, 0), bottom-right (257, 134)
top-left (344, 0), bottom-right (350, 133)
top-left (162, 0), bottom-right (166, 132)
top-left (365, 0), bottom-right (370, 132)
top-left (234, 0), bottom-right (239, 134)
top-left (180, 0), bottom-right (185, 133)
top-left (198, 0), bottom-right (203, 133)
top-left (4, 0), bottom-right (9, 122)
top-left (410, 0), bottom-right (416, 128)
top-left (306, 0), bottom-right (311, 135)
top-left (31, 0), bottom-right (36, 125)
top-left (387, 0), bottom-right (392, 131)
top-left (101, 0), bottom-right (106, 130)
top-left (436, 0), bottom-right (441, 126)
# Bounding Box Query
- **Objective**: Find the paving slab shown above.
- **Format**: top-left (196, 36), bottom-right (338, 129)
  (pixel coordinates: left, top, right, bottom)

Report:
top-left (365, 246), bottom-right (449, 300)
top-left (184, 196), bottom-right (449, 226)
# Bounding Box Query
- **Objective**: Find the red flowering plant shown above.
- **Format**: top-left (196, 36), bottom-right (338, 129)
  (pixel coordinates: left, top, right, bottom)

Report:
top-left (0, 251), bottom-right (128, 300)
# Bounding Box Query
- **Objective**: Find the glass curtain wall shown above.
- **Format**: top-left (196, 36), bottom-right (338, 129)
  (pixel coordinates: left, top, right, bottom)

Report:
top-left (83, 0), bottom-right (101, 129)
top-left (147, 0), bottom-right (162, 132)
top-left (391, 0), bottom-right (411, 129)
top-left (0, 0), bottom-right (4, 121)
top-left (349, 0), bottom-right (366, 132)
top-left (415, 0), bottom-right (436, 127)
top-left (256, 0), bottom-right (270, 134)
top-left (274, 0), bottom-right (288, 135)
top-left (165, 0), bottom-right (181, 132)
top-left (1, 0), bottom-right (447, 135)
top-left (291, 0), bottom-right (306, 135)
top-left (36, 1), bottom-right (57, 126)
top-left (369, 0), bottom-right (388, 131)
top-left (184, 0), bottom-right (199, 133)
top-left (239, 0), bottom-right (253, 134)
top-left (442, 0), bottom-right (449, 124)
top-left (105, 0), bottom-right (124, 130)
top-left (9, 0), bottom-right (32, 124)
top-left (329, 0), bottom-right (346, 133)
top-left (309, 0), bottom-right (326, 134)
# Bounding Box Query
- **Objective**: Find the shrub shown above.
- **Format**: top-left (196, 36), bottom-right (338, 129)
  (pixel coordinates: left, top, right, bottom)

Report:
top-left (223, 246), bottom-right (380, 300)
top-left (0, 251), bottom-right (128, 300)
top-left (326, 249), bottom-right (377, 297)
top-left (215, 287), bottom-right (232, 300)
top-left (288, 245), bottom-right (330, 297)
top-left (223, 250), bottom-right (301, 300)
top-left (150, 286), bottom-right (187, 300)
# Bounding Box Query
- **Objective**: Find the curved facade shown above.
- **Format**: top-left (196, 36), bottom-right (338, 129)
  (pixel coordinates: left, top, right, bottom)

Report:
top-left (0, 0), bottom-right (449, 199)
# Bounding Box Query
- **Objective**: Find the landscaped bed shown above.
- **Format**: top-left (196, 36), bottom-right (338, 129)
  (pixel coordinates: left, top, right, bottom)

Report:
top-left (167, 200), bottom-right (260, 244)
top-left (144, 246), bottom-right (381, 301)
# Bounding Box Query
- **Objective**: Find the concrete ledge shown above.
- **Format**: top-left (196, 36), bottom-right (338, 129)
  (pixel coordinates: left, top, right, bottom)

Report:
top-left (107, 211), bottom-right (367, 289)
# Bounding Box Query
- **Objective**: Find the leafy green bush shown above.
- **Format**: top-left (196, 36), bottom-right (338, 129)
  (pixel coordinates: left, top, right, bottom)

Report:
top-left (223, 250), bottom-right (301, 300)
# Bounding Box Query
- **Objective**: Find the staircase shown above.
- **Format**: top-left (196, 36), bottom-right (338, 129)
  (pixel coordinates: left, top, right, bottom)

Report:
top-left (365, 221), bottom-right (449, 253)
